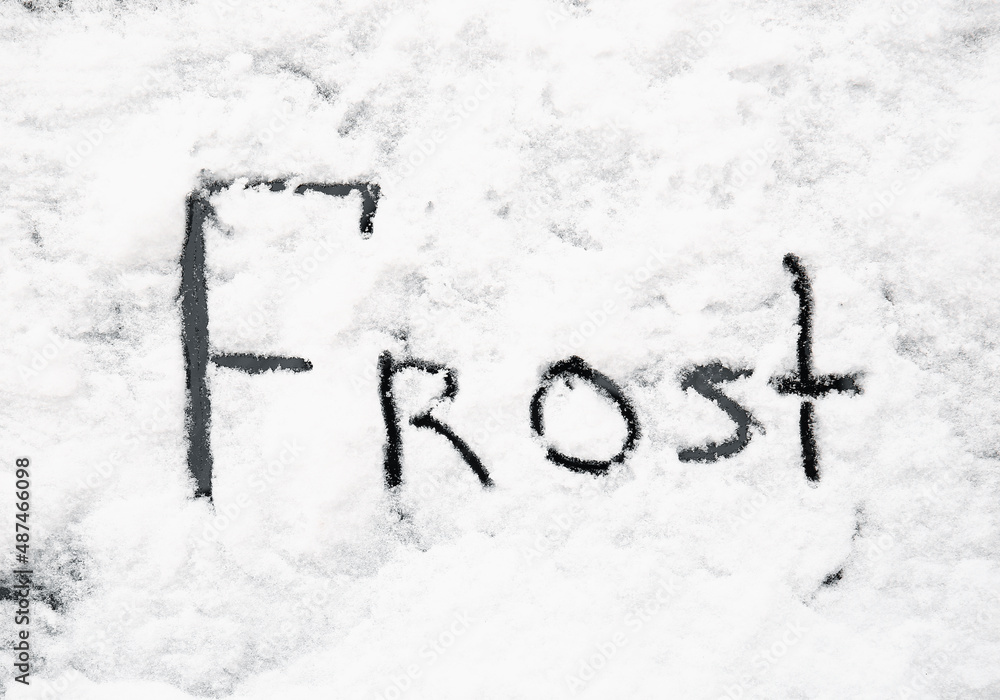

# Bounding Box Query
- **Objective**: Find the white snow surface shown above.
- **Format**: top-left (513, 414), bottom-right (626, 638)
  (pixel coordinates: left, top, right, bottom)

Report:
top-left (1, 0), bottom-right (1000, 698)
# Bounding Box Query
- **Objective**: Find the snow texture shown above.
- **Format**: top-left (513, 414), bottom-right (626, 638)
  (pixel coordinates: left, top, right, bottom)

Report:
top-left (1, 0), bottom-right (999, 698)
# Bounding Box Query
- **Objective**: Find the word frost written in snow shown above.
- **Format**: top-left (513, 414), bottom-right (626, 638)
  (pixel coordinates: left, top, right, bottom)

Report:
top-left (177, 175), bottom-right (863, 501)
